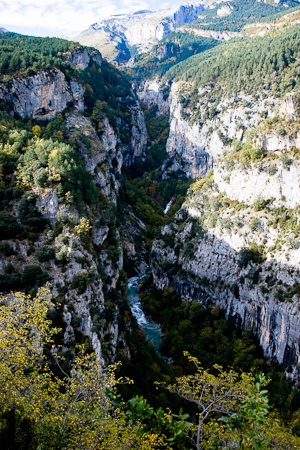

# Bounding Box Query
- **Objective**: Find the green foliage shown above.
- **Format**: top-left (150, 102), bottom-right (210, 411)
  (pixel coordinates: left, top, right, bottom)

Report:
top-left (239, 245), bottom-right (265, 267)
top-left (164, 20), bottom-right (300, 99)
top-left (0, 33), bottom-right (80, 76)
top-left (33, 167), bottom-right (47, 187)
top-left (249, 217), bottom-right (261, 232)
top-left (241, 145), bottom-right (262, 162)
top-left (187, 0), bottom-right (298, 32)
top-left (281, 153), bottom-right (293, 169)
top-left (130, 33), bottom-right (219, 81)
top-left (141, 279), bottom-right (262, 374)
top-left (55, 247), bottom-right (71, 264)
top-left (0, 211), bottom-right (20, 239)
top-left (71, 269), bottom-right (95, 294)
top-left (253, 196), bottom-right (269, 212)
top-left (126, 395), bottom-right (192, 446)
top-left (268, 164), bottom-right (278, 176)
top-left (80, 60), bottom-right (134, 131)
top-left (18, 192), bottom-right (47, 231)
top-left (35, 245), bottom-right (55, 262)
top-left (22, 265), bottom-right (48, 288)
top-left (17, 139), bottom-right (98, 208)
top-left (0, 272), bottom-right (23, 292)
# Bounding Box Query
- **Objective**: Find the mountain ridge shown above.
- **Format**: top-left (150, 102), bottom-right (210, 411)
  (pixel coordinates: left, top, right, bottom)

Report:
top-left (64, 1), bottom-right (214, 64)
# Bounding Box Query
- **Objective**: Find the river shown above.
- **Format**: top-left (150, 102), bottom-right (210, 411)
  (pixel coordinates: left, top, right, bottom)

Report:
top-left (127, 276), bottom-right (162, 352)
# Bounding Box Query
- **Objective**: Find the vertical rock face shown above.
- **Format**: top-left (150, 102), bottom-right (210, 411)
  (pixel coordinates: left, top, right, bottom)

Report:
top-left (163, 83), bottom-right (300, 178)
top-left (145, 77), bottom-right (300, 376)
top-left (136, 79), bottom-right (170, 116)
top-left (67, 48), bottom-right (90, 70)
top-left (214, 162), bottom-right (300, 209)
top-left (64, 2), bottom-right (209, 62)
top-left (0, 69), bottom-right (85, 120)
top-left (0, 44), bottom-right (147, 365)
top-left (0, 47), bottom-right (103, 120)
top-left (123, 100), bottom-right (147, 164)
top-left (151, 174), bottom-right (300, 378)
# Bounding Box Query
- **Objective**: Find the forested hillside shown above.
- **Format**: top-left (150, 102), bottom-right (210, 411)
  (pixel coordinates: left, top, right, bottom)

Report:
top-left (2, 4), bottom-right (300, 448)
top-left (186, 0), bottom-right (300, 32)
top-left (127, 0), bottom-right (300, 87)
top-left (128, 32), bottom-right (219, 82)
top-left (164, 21), bottom-right (300, 96)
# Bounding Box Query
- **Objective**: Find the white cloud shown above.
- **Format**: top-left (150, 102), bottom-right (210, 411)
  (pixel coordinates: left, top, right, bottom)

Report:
top-left (0, 0), bottom-right (135, 35)
top-left (1, 0), bottom-right (185, 36)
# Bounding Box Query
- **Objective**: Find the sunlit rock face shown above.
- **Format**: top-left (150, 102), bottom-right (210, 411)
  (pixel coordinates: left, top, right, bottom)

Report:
top-left (0, 69), bottom-right (82, 120)
top-left (64, 2), bottom-right (212, 62)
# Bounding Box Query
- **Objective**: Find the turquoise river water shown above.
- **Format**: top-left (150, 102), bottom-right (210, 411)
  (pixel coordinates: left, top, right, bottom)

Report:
top-left (127, 276), bottom-right (162, 352)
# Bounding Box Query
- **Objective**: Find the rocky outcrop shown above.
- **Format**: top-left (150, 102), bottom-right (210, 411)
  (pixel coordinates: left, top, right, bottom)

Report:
top-left (65, 2), bottom-right (211, 62)
top-left (152, 230), bottom-right (300, 376)
top-left (136, 79), bottom-right (170, 116)
top-left (217, 4), bottom-right (233, 17)
top-left (65, 100), bottom-right (147, 202)
top-left (0, 69), bottom-right (85, 119)
top-left (215, 161), bottom-right (300, 209)
top-left (67, 47), bottom-right (90, 70)
top-left (180, 27), bottom-right (239, 40)
top-left (64, 47), bottom-right (102, 69)
top-left (244, 9), bottom-right (300, 38)
top-left (164, 83), bottom-right (300, 178)
top-left (151, 169), bottom-right (300, 377)
top-left (122, 99), bottom-right (147, 164)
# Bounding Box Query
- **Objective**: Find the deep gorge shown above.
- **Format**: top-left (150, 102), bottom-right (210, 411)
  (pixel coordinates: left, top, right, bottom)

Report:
top-left (2, 2), bottom-right (300, 447)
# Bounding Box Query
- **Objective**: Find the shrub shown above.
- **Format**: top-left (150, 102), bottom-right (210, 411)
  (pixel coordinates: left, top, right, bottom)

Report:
top-left (18, 192), bottom-right (47, 231)
top-left (35, 245), bottom-right (55, 262)
top-left (252, 196), bottom-right (268, 212)
top-left (0, 211), bottom-right (20, 239)
top-left (268, 165), bottom-right (278, 176)
top-left (22, 265), bottom-right (48, 288)
top-left (281, 154), bottom-right (292, 169)
top-left (74, 218), bottom-right (92, 237)
top-left (0, 273), bottom-right (23, 292)
top-left (220, 217), bottom-right (232, 231)
top-left (206, 212), bottom-right (219, 228)
top-left (287, 237), bottom-right (299, 250)
top-left (55, 248), bottom-right (71, 264)
top-left (33, 168), bottom-right (47, 188)
top-left (71, 269), bottom-right (94, 294)
top-left (225, 160), bottom-right (235, 171)
top-left (0, 241), bottom-right (15, 256)
top-left (32, 125), bottom-right (41, 137)
top-left (233, 140), bottom-right (242, 152)
top-left (241, 145), bottom-right (262, 162)
top-left (249, 218), bottom-right (260, 232)
top-left (238, 245), bottom-right (265, 268)
top-left (278, 128), bottom-right (287, 136)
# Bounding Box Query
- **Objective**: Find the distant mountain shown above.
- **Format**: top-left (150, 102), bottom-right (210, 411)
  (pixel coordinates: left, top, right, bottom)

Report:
top-left (0, 28), bottom-right (8, 34)
top-left (64, 1), bottom-right (216, 64)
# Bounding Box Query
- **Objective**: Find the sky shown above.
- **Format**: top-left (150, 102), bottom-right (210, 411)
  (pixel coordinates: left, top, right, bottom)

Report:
top-left (0, 0), bottom-right (175, 37)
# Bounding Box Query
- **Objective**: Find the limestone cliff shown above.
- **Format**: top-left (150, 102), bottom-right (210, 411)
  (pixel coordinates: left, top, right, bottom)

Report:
top-left (0, 69), bottom-right (84, 120)
top-left (151, 167), bottom-right (300, 377)
top-left (64, 2), bottom-right (213, 63)
top-left (162, 83), bottom-right (300, 178)
top-left (0, 44), bottom-right (147, 365)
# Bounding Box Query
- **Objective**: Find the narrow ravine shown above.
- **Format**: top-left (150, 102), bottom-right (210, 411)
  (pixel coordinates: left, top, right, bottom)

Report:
top-left (127, 276), bottom-right (162, 352)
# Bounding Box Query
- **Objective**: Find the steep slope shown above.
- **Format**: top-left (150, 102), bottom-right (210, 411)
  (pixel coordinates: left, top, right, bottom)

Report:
top-left (128, 0), bottom-right (300, 84)
top-left (184, 0), bottom-right (299, 32)
top-left (132, 13), bottom-right (300, 377)
top-left (0, 33), bottom-right (147, 365)
top-left (64, 2), bottom-right (213, 64)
